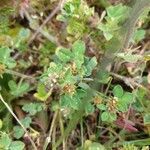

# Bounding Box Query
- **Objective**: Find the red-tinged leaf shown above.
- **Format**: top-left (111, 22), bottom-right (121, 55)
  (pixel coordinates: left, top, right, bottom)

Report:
top-left (115, 118), bottom-right (138, 132)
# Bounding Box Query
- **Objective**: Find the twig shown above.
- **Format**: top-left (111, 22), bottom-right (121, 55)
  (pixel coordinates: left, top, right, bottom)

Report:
top-left (52, 122), bottom-right (57, 150)
top-left (104, 77), bottom-right (112, 95)
top-left (0, 94), bottom-right (37, 150)
top-left (5, 69), bottom-right (37, 82)
top-left (97, 126), bottom-right (123, 142)
top-left (24, 10), bottom-right (60, 45)
top-left (28, 0), bottom-right (66, 44)
top-left (59, 111), bottom-right (66, 150)
top-left (140, 41), bottom-right (150, 55)
top-left (110, 72), bottom-right (149, 93)
top-left (80, 119), bottom-right (84, 147)
top-left (43, 110), bottom-right (59, 150)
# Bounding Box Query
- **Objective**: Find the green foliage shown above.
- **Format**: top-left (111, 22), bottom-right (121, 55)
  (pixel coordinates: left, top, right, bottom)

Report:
top-left (98, 71), bottom-right (111, 84)
top-left (121, 144), bottom-right (138, 150)
top-left (116, 51), bottom-right (142, 63)
top-left (113, 85), bottom-right (134, 112)
top-left (40, 40), bottom-right (97, 115)
top-left (34, 83), bottom-right (50, 101)
top-left (101, 111), bottom-right (117, 122)
top-left (22, 103), bottom-right (44, 116)
top-left (21, 117), bottom-right (32, 128)
top-left (98, 4), bottom-right (130, 40)
top-left (39, 41), bottom-right (56, 67)
top-left (85, 103), bottom-right (95, 114)
top-left (57, 0), bottom-right (94, 40)
top-left (8, 80), bottom-right (29, 97)
top-left (113, 85), bottom-right (124, 98)
top-left (13, 126), bottom-right (24, 139)
top-left (97, 85), bottom-right (134, 122)
top-left (144, 114), bottom-right (150, 125)
top-left (9, 141), bottom-right (25, 150)
top-left (78, 140), bottom-right (106, 150)
top-left (106, 4), bottom-right (128, 20)
top-left (56, 40), bottom-right (86, 69)
top-left (133, 29), bottom-right (146, 43)
top-left (97, 3), bottom-right (147, 45)
top-left (0, 132), bottom-right (25, 150)
top-left (87, 142), bottom-right (106, 150)
top-left (0, 133), bottom-right (11, 149)
top-left (0, 7), bottom-right (14, 34)
top-left (84, 57), bottom-right (97, 76)
top-left (0, 119), bottom-right (3, 129)
top-left (121, 144), bottom-right (149, 150)
top-left (13, 28), bottom-right (30, 51)
top-left (0, 0), bottom-right (150, 149)
top-left (13, 117), bottom-right (32, 139)
top-left (0, 47), bottom-right (16, 68)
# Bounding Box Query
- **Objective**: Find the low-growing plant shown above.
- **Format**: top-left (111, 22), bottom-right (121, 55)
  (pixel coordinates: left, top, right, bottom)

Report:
top-left (0, 0), bottom-right (150, 149)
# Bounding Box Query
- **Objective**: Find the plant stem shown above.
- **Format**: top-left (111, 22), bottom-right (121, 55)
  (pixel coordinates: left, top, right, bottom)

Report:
top-left (110, 72), bottom-right (150, 93)
top-left (104, 77), bottom-right (112, 95)
top-left (0, 94), bottom-right (37, 150)
top-left (5, 69), bottom-right (36, 81)
top-left (43, 110), bottom-right (59, 150)
top-left (59, 110), bottom-right (66, 150)
top-left (80, 119), bottom-right (84, 147)
top-left (52, 125), bottom-right (56, 150)
top-left (28, 0), bottom-right (66, 45)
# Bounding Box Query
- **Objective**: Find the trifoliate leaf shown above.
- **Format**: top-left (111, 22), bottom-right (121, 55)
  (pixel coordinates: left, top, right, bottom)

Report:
top-left (22, 103), bottom-right (44, 116)
top-left (8, 80), bottom-right (29, 97)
